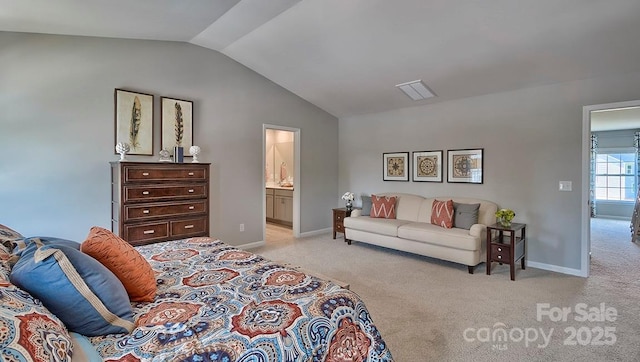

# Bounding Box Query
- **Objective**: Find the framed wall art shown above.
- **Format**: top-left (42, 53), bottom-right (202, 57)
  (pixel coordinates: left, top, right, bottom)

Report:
top-left (161, 97), bottom-right (193, 155)
top-left (383, 152), bottom-right (409, 181)
top-left (412, 150), bottom-right (443, 182)
top-left (447, 148), bottom-right (483, 184)
top-left (114, 89), bottom-right (154, 155)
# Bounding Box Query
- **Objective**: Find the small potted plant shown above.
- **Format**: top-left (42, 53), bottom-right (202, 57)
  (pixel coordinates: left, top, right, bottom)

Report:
top-left (495, 208), bottom-right (515, 227)
top-left (341, 192), bottom-right (355, 211)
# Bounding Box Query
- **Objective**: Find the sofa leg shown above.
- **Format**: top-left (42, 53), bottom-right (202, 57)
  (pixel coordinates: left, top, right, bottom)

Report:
top-left (468, 265), bottom-right (474, 274)
top-left (346, 238), bottom-right (351, 245)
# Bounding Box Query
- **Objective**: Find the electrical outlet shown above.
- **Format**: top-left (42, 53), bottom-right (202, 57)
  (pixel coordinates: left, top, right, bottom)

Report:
top-left (240, 224), bottom-right (245, 232)
top-left (559, 181), bottom-right (572, 191)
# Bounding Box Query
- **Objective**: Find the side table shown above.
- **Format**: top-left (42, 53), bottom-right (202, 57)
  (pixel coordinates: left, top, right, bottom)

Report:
top-left (486, 222), bottom-right (526, 281)
top-left (332, 208), bottom-right (353, 240)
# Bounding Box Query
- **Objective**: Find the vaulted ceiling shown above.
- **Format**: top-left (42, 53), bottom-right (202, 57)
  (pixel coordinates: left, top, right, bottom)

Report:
top-left (2, 0), bottom-right (640, 118)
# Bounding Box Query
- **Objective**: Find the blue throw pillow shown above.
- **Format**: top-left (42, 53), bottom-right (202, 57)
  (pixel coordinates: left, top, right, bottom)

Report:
top-left (9, 239), bottom-right (134, 336)
top-left (11, 236), bottom-right (80, 258)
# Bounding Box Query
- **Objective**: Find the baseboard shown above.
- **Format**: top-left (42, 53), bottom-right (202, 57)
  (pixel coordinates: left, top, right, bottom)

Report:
top-left (527, 261), bottom-right (585, 278)
top-left (299, 227), bottom-right (332, 238)
top-left (237, 240), bottom-right (266, 250)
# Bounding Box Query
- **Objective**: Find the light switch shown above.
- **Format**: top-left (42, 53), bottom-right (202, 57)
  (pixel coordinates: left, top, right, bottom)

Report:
top-left (559, 181), bottom-right (572, 191)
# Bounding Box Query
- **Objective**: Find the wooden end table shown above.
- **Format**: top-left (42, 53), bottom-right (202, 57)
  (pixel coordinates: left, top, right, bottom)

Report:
top-left (486, 222), bottom-right (526, 281)
top-left (332, 208), bottom-right (354, 240)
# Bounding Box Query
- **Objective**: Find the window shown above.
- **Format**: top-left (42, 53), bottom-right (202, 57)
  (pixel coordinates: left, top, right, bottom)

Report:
top-left (595, 152), bottom-right (636, 201)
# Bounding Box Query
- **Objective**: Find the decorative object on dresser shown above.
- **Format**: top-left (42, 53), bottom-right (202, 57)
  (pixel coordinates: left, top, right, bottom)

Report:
top-left (114, 89), bottom-right (154, 155)
top-left (447, 148), bottom-right (483, 184)
top-left (158, 148), bottom-right (171, 162)
top-left (486, 222), bottom-right (527, 280)
top-left (189, 145), bottom-right (201, 163)
top-left (110, 162), bottom-right (210, 246)
top-left (383, 152), bottom-right (409, 181)
top-left (412, 150), bottom-right (443, 182)
top-left (173, 146), bottom-right (184, 163)
top-left (161, 97), bottom-right (193, 157)
top-left (115, 142), bottom-right (130, 161)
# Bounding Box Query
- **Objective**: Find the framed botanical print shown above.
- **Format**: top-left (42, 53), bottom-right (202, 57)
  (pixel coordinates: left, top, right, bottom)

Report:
top-left (114, 89), bottom-right (154, 155)
top-left (161, 97), bottom-right (193, 155)
top-left (412, 150), bottom-right (443, 182)
top-left (383, 152), bottom-right (409, 181)
top-left (447, 148), bottom-right (483, 184)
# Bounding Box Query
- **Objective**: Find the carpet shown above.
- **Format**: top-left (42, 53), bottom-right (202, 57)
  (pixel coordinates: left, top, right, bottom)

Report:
top-left (252, 217), bottom-right (640, 361)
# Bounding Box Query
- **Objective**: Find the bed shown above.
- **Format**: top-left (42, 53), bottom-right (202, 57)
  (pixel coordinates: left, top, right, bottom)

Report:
top-left (0, 225), bottom-right (394, 362)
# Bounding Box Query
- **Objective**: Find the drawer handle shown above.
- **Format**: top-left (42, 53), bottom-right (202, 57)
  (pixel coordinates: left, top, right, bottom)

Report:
top-left (142, 172), bottom-right (150, 176)
top-left (142, 191), bottom-right (150, 195)
top-left (188, 206), bottom-right (195, 210)
top-left (188, 172), bottom-right (195, 176)
top-left (184, 225), bottom-right (194, 229)
top-left (143, 210), bottom-right (150, 214)
top-left (188, 189), bottom-right (194, 193)
top-left (143, 230), bottom-right (155, 235)
top-left (497, 255), bottom-right (502, 259)
top-left (497, 247), bottom-right (502, 251)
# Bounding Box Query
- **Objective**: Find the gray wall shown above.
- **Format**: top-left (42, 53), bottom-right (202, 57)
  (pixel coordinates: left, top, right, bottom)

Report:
top-left (339, 71), bottom-right (640, 272)
top-left (0, 32), bottom-right (338, 245)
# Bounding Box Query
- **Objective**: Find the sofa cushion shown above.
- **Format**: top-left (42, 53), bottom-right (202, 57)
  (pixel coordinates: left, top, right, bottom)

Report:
top-left (361, 195), bottom-right (372, 216)
top-left (344, 216), bottom-right (410, 237)
top-left (398, 222), bottom-right (481, 251)
top-left (431, 199), bottom-right (454, 228)
top-left (10, 239), bottom-right (135, 336)
top-left (81, 226), bottom-right (157, 302)
top-left (371, 195), bottom-right (397, 219)
top-left (453, 202), bottom-right (481, 230)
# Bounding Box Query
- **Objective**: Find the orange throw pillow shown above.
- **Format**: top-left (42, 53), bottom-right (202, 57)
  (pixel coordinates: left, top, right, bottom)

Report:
top-left (431, 199), bottom-right (454, 228)
top-left (371, 195), bottom-right (397, 219)
top-left (81, 226), bottom-right (156, 302)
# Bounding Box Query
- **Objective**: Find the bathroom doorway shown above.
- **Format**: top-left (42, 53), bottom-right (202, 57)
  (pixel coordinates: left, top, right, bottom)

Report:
top-left (263, 125), bottom-right (300, 244)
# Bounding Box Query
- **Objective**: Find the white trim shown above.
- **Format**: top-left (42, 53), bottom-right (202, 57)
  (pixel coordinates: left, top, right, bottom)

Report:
top-left (582, 99), bottom-right (640, 279)
top-left (237, 240), bottom-right (266, 250)
top-left (299, 228), bottom-right (332, 238)
top-left (527, 261), bottom-right (585, 278)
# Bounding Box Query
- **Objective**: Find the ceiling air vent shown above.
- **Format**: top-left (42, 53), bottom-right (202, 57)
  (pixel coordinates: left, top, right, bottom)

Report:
top-left (395, 80), bottom-right (435, 101)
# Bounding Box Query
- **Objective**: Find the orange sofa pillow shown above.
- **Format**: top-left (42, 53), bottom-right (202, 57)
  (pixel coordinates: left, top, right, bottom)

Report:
top-left (431, 199), bottom-right (454, 228)
top-left (371, 195), bottom-right (397, 219)
top-left (81, 226), bottom-right (156, 302)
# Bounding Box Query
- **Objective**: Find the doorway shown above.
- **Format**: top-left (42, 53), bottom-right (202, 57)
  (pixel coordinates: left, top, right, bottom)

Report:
top-left (263, 125), bottom-right (300, 244)
top-left (581, 100), bottom-right (640, 277)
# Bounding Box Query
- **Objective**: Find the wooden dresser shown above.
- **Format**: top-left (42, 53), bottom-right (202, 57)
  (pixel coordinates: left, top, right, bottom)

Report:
top-left (110, 162), bottom-right (210, 246)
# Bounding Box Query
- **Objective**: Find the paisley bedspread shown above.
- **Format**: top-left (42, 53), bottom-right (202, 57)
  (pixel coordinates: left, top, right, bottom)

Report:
top-left (88, 237), bottom-right (394, 361)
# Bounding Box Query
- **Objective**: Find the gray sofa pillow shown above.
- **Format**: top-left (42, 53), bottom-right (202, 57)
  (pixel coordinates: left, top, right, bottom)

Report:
top-left (453, 202), bottom-right (480, 229)
top-left (361, 195), bottom-right (372, 216)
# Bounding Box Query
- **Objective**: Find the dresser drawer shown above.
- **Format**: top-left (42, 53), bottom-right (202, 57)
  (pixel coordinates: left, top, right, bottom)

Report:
top-left (124, 221), bottom-right (169, 245)
top-left (124, 184), bottom-right (207, 202)
top-left (124, 166), bottom-right (208, 182)
top-left (171, 217), bottom-right (207, 238)
top-left (124, 200), bottom-right (207, 221)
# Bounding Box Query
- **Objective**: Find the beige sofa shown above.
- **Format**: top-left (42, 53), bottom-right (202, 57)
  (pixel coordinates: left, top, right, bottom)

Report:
top-left (344, 193), bottom-right (498, 273)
